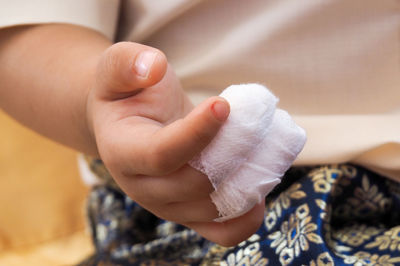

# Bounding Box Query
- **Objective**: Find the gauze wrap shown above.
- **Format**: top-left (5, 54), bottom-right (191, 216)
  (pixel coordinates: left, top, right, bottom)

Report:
top-left (189, 84), bottom-right (307, 222)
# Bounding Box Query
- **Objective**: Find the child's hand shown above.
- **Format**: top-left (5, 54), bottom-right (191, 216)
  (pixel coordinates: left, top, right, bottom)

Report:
top-left (86, 42), bottom-right (265, 246)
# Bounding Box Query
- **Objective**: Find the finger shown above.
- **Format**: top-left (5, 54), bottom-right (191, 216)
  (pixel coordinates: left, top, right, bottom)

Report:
top-left (185, 201), bottom-right (265, 247)
top-left (95, 41), bottom-right (168, 99)
top-left (152, 198), bottom-right (219, 223)
top-left (119, 165), bottom-right (213, 204)
top-left (142, 96), bottom-right (230, 175)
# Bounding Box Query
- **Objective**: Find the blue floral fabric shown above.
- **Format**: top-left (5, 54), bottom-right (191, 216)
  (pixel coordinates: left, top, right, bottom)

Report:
top-left (79, 162), bottom-right (400, 266)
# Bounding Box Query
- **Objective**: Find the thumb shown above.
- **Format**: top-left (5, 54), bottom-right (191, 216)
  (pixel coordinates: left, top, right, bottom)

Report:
top-left (144, 96), bottom-right (230, 176)
top-left (95, 42), bottom-right (168, 100)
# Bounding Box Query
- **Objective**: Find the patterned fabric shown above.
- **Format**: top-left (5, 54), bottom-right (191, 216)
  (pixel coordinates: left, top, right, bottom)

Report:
top-left (79, 161), bottom-right (400, 266)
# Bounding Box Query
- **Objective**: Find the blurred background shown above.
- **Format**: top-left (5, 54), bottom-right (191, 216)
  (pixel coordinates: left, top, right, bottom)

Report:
top-left (0, 110), bottom-right (93, 265)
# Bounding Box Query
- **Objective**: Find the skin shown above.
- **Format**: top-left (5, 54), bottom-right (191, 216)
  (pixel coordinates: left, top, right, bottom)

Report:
top-left (0, 23), bottom-right (265, 247)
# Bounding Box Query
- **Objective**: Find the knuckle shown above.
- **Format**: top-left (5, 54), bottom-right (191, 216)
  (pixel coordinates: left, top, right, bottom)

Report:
top-left (99, 42), bottom-right (135, 82)
top-left (191, 125), bottom-right (214, 147)
top-left (105, 42), bottom-right (129, 59)
top-left (102, 43), bottom-right (126, 73)
top-left (147, 145), bottom-right (174, 175)
top-left (117, 175), bottom-right (157, 207)
top-left (149, 155), bottom-right (169, 175)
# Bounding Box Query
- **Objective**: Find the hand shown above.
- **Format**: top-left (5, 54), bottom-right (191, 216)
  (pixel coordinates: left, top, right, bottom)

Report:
top-left (86, 42), bottom-right (265, 246)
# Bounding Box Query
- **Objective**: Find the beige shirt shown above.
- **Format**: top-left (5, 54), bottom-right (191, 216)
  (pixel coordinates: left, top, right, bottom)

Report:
top-left (1, 0), bottom-right (400, 181)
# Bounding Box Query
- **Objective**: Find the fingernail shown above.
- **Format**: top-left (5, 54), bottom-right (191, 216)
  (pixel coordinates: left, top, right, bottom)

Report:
top-left (211, 100), bottom-right (230, 122)
top-left (134, 50), bottom-right (157, 78)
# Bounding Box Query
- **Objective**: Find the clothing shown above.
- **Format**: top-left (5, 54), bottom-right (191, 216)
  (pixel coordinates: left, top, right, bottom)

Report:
top-left (1, 0), bottom-right (399, 181)
top-left (80, 160), bottom-right (400, 265)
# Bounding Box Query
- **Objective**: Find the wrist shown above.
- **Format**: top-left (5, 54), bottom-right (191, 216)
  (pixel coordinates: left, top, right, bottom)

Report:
top-left (81, 54), bottom-right (104, 157)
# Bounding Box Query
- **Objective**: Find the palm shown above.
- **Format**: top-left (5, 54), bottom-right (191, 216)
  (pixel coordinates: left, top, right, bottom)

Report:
top-left (91, 65), bottom-right (193, 177)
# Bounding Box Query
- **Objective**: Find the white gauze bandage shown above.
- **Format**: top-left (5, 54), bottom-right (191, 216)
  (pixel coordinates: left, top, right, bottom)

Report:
top-left (189, 84), bottom-right (307, 222)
